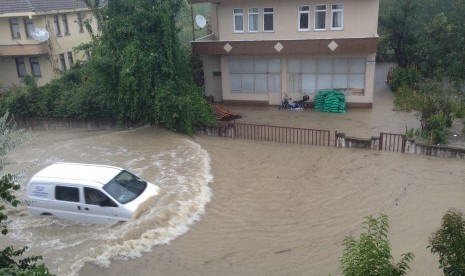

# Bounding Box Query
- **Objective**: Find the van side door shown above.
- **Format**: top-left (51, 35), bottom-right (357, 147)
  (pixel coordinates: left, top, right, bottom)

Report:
top-left (83, 187), bottom-right (126, 223)
top-left (54, 185), bottom-right (83, 222)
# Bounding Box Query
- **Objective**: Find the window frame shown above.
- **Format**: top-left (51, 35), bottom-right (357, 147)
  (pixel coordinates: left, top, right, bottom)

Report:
top-left (298, 6), bottom-right (310, 31)
top-left (331, 4), bottom-right (344, 30)
top-left (67, 52), bottom-right (74, 67)
top-left (233, 8), bottom-right (244, 33)
top-left (314, 4), bottom-right (327, 31)
top-left (77, 12), bottom-right (84, 33)
top-left (15, 57), bottom-right (26, 77)
top-left (59, 53), bottom-right (66, 71)
top-left (24, 18), bottom-right (34, 38)
top-left (29, 56), bottom-right (41, 77)
top-left (263, 7), bottom-right (274, 32)
top-left (53, 15), bottom-right (61, 36)
top-left (248, 8), bottom-right (259, 32)
top-left (9, 18), bottom-right (21, 39)
top-left (62, 14), bottom-right (70, 35)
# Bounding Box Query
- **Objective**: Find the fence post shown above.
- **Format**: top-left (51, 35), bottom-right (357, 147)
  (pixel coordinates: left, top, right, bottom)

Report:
top-left (379, 133), bottom-right (383, 150)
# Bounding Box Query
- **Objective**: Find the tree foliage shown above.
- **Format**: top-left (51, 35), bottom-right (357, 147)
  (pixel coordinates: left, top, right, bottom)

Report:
top-left (0, 112), bottom-right (52, 275)
top-left (341, 214), bottom-right (414, 276)
top-left (429, 209), bottom-right (465, 276)
top-left (0, 0), bottom-right (215, 134)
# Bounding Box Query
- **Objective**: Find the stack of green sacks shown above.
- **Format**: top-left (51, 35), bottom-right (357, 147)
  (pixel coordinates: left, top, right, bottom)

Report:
top-left (313, 90), bottom-right (346, 113)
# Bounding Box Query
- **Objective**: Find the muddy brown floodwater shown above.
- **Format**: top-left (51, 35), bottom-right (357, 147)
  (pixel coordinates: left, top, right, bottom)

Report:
top-left (2, 64), bottom-right (465, 276)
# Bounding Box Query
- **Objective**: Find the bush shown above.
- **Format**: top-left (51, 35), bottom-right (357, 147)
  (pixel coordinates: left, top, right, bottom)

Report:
top-left (341, 214), bottom-right (414, 276)
top-left (426, 113), bottom-right (448, 144)
top-left (389, 67), bottom-right (421, 92)
top-left (429, 209), bottom-right (465, 276)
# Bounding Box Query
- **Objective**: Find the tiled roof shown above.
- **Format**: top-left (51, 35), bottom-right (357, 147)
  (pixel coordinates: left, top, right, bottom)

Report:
top-left (0, 0), bottom-right (97, 14)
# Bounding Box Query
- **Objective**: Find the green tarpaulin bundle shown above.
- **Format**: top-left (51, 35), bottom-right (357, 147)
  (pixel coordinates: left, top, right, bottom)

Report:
top-left (313, 90), bottom-right (346, 113)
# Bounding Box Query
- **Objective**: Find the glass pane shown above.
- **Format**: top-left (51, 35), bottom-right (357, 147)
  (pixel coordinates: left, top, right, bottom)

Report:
top-left (242, 60), bottom-right (254, 73)
top-left (255, 74), bottom-right (268, 92)
top-left (315, 12), bottom-right (326, 29)
top-left (230, 59), bottom-right (241, 73)
top-left (349, 74), bottom-right (365, 88)
top-left (264, 13), bottom-right (273, 31)
top-left (350, 59), bottom-right (365, 73)
top-left (242, 74), bottom-right (255, 92)
top-left (317, 74), bottom-right (331, 89)
top-left (268, 74), bottom-right (281, 93)
top-left (299, 13), bottom-right (309, 29)
top-left (264, 8), bottom-right (273, 13)
top-left (318, 59), bottom-right (331, 73)
top-left (333, 74), bottom-right (348, 89)
top-left (333, 11), bottom-right (342, 28)
top-left (302, 59), bottom-right (316, 73)
top-left (300, 6), bottom-right (309, 11)
top-left (255, 59), bottom-right (267, 73)
top-left (268, 59), bottom-right (281, 73)
top-left (235, 15), bottom-right (243, 31)
top-left (302, 74), bottom-right (316, 94)
top-left (334, 59), bottom-right (348, 73)
top-left (230, 74), bottom-right (242, 91)
top-left (288, 59), bottom-right (300, 73)
top-left (288, 73), bottom-right (300, 93)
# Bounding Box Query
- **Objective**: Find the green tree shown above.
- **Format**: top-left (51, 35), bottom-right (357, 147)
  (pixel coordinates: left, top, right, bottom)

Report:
top-left (379, 0), bottom-right (422, 67)
top-left (429, 209), bottom-right (465, 276)
top-left (341, 214), bottom-right (414, 276)
top-left (0, 112), bottom-right (52, 275)
top-left (85, 0), bottom-right (215, 132)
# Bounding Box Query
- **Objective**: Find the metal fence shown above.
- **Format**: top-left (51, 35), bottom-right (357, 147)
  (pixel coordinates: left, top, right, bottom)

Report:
top-left (379, 132), bottom-right (407, 153)
top-left (198, 122), bottom-right (331, 147)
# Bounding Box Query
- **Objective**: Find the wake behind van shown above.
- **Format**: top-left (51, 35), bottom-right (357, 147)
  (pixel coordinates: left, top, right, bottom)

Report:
top-left (26, 163), bottom-right (160, 224)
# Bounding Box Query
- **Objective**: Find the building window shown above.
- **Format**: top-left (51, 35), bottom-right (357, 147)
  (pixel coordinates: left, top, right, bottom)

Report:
top-left (67, 52), bottom-right (74, 66)
top-left (288, 58), bottom-right (366, 96)
top-left (77, 12), bottom-right (85, 33)
top-left (314, 5), bottom-right (326, 31)
top-left (233, 9), bottom-right (244, 33)
top-left (15, 57), bottom-right (26, 77)
top-left (9, 18), bottom-right (21, 39)
top-left (29, 57), bottom-right (41, 77)
top-left (230, 58), bottom-right (281, 94)
top-left (62, 14), bottom-right (70, 35)
top-left (248, 8), bottom-right (259, 32)
top-left (59, 54), bottom-right (66, 71)
top-left (298, 6), bottom-right (310, 31)
top-left (331, 4), bottom-right (343, 30)
top-left (53, 15), bottom-right (61, 36)
top-left (263, 8), bottom-right (274, 32)
top-left (24, 18), bottom-right (34, 38)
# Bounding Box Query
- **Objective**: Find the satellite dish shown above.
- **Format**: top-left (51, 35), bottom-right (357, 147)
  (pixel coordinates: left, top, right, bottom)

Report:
top-left (195, 14), bottom-right (207, 29)
top-left (31, 28), bottom-right (50, 42)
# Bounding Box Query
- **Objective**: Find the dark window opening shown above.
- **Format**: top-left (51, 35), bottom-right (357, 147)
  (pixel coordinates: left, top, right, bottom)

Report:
top-left (55, 186), bottom-right (79, 202)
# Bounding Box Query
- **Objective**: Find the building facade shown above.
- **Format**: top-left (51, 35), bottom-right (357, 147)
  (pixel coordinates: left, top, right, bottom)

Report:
top-left (0, 0), bottom-right (98, 90)
top-left (191, 0), bottom-right (379, 107)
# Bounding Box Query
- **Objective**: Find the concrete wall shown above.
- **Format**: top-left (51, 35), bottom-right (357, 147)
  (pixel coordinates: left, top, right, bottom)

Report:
top-left (213, 0), bottom-right (379, 41)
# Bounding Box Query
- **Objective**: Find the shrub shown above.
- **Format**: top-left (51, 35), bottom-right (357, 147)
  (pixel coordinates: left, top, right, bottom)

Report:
top-left (341, 214), bottom-right (414, 276)
top-left (389, 67), bottom-right (421, 92)
top-left (429, 209), bottom-right (465, 276)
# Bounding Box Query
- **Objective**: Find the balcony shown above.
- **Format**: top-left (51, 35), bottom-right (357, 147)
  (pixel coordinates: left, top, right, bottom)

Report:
top-left (192, 36), bottom-right (378, 56)
top-left (0, 42), bottom-right (48, 56)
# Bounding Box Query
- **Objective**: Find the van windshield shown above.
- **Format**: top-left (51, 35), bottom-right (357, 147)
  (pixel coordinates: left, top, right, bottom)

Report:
top-left (103, 171), bottom-right (147, 204)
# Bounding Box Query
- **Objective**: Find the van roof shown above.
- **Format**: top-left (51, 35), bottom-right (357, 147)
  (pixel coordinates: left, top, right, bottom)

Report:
top-left (31, 163), bottom-right (123, 186)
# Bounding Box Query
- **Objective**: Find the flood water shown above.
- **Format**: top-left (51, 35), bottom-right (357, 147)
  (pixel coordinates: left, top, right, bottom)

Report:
top-left (3, 127), bottom-right (213, 276)
top-left (1, 64), bottom-right (465, 276)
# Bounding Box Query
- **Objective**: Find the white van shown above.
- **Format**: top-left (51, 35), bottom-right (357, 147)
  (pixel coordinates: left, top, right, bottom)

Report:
top-left (25, 163), bottom-right (160, 224)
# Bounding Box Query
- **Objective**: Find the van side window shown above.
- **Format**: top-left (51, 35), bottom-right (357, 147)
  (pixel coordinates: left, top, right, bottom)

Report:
top-left (84, 187), bottom-right (117, 207)
top-left (55, 186), bottom-right (79, 202)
